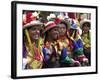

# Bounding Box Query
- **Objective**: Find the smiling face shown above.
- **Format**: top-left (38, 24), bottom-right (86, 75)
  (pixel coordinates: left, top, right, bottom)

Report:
top-left (82, 22), bottom-right (90, 33)
top-left (48, 27), bottom-right (59, 40)
top-left (58, 24), bottom-right (67, 36)
top-left (28, 25), bottom-right (41, 41)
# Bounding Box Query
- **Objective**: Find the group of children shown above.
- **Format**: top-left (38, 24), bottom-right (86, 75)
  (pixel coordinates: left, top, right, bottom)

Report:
top-left (22, 12), bottom-right (91, 69)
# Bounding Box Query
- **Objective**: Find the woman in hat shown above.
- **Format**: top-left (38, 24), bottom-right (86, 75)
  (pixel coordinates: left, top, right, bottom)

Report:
top-left (67, 23), bottom-right (89, 66)
top-left (23, 12), bottom-right (44, 69)
top-left (81, 19), bottom-right (91, 65)
top-left (42, 21), bottom-right (60, 68)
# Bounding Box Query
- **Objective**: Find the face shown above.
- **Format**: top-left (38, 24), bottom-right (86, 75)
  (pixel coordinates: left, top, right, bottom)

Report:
top-left (83, 23), bottom-right (90, 33)
top-left (58, 24), bottom-right (66, 36)
top-left (80, 14), bottom-right (84, 20)
top-left (28, 25), bottom-right (41, 41)
top-left (68, 29), bottom-right (78, 38)
top-left (48, 27), bottom-right (59, 40)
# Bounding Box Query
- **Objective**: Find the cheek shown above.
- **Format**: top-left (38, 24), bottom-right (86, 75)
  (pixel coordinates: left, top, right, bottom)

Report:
top-left (36, 30), bottom-right (40, 34)
top-left (62, 28), bottom-right (66, 33)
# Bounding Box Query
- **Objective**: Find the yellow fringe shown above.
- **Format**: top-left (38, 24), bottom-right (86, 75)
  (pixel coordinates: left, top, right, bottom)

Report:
top-left (72, 30), bottom-right (75, 38)
top-left (25, 29), bottom-right (34, 57)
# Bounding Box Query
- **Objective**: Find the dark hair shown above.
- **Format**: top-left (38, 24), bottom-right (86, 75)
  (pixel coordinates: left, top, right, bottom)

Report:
top-left (82, 22), bottom-right (90, 29)
top-left (59, 20), bottom-right (68, 29)
top-left (68, 29), bottom-right (77, 39)
top-left (44, 28), bottom-right (53, 43)
top-left (44, 27), bottom-right (58, 43)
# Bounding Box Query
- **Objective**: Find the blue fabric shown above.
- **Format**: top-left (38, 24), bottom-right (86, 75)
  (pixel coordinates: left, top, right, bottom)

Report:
top-left (61, 48), bottom-right (68, 60)
top-left (42, 47), bottom-right (46, 56)
top-left (60, 48), bottom-right (73, 64)
top-left (76, 39), bottom-right (83, 48)
top-left (73, 39), bottom-right (83, 51)
top-left (42, 47), bottom-right (50, 61)
top-left (23, 43), bottom-right (27, 58)
top-left (71, 23), bottom-right (77, 29)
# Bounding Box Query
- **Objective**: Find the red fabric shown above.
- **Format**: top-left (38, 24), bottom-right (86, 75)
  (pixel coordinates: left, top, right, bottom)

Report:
top-left (23, 12), bottom-right (37, 26)
top-left (78, 55), bottom-right (86, 62)
top-left (44, 22), bottom-right (56, 32)
top-left (54, 18), bottom-right (61, 24)
top-left (34, 46), bottom-right (42, 61)
top-left (26, 12), bottom-right (33, 23)
top-left (68, 13), bottom-right (76, 19)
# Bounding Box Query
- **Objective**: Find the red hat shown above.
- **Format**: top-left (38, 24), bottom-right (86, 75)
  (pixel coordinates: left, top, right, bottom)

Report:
top-left (43, 21), bottom-right (59, 33)
top-left (23, 12), bottom-right (43, 29)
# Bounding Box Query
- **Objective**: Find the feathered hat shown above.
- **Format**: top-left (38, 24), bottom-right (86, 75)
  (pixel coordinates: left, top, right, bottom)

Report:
top-left (47, 13), bottom-right (56, 21)
top-left (23, 11), bottom-right (43, 29)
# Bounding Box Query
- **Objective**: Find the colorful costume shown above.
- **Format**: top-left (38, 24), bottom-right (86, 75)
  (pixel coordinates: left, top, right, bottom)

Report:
top-left (80, 19), bottom-right (91, 49)
top-left (25, 38), bottom-right (44, 69)
top-left (23, 12), bottom-right (44, 69)
top-left (80, 19), bottom-right (91, 65)
top-left (59, 39), bottom-right (80, 67)
top-left (42, 41), bottom-right (60, 68)
top-left (56, 20), bottom-right (80, 67)
top-left (81, 33), bottom-right (90, 48)
top-left (68, 23), bottom-right (88, 66)
top-left (42, 21), bottom-right (60, 68)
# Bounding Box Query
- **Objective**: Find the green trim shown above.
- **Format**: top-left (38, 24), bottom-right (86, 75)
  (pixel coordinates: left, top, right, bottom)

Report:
top-left (63, 56), bottom-right (73, 64)
top-left (74, 48), bottom-right (83, 56)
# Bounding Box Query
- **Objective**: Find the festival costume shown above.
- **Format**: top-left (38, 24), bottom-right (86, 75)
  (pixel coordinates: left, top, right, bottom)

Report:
top-left (80, 19), bottom-right (91, 49)
top-left (80, 19), bottom-right (91, 65)
top-left (42, 21), bottom-right (60, 68)
top-left (25, 39), bottom-right (43, 69)
top-left (68, 23), bottom-right (88, 65)
top-left (42, 41), bottom-right (60, 68)
top-left (23, 12), bottom-right (44, 69)
top-left (59, 38), bottom-right (80, 67)
top-left (57, 20), bottom-right (80, 67)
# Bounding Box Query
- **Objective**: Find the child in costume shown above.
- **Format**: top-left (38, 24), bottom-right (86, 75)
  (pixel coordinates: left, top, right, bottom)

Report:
top-left (81, 19), bottom-right (91, 65)
top-left (67, 22), bottom-right (89, 66)
top-left (23, 11), bottom-right (44, 69)
top-left (42, 21), bottom-right (60, 68)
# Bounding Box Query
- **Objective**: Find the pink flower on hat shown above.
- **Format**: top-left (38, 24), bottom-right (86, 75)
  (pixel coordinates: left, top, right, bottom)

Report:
top-left (23, 12), bottom-right (43, 29)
